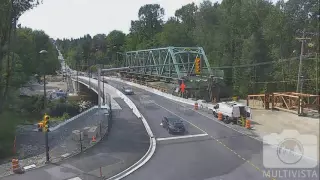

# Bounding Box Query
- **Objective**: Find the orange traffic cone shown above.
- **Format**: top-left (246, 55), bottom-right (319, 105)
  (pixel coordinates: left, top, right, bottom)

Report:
top-left (12, 159), bottom-right (24, 174)
top-left (245, 120), bottom-right (251, 129)
top-left (92, 136), bottom-right (96, 143)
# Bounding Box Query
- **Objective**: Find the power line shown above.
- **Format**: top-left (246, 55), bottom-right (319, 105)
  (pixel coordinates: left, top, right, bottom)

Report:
top-left (211, 56), bottom-right (317, 69)
top-left (250, 78), bottom-right (317, 84)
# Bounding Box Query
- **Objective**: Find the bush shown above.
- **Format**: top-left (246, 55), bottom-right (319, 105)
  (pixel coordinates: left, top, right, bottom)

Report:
top-left (0, 112), bottom-right (22, 159)
top-left (48, 100), bottom-right (80, 117)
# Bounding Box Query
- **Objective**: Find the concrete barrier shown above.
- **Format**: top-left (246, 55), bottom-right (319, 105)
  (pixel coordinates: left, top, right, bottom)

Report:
top-left (106, 76), bottom-right (319, 163)
top-left (87, 126), bottom-right (98, 139)
top-left (72, 130), bottom-right (84, 141)
top-left (105, 77), bottom-right (214, 110)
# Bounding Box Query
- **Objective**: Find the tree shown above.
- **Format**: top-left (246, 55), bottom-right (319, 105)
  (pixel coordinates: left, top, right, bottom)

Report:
top-left (175, 2), bottom-right (198, 30)
top-left (0, 0), bottom-right (43, 112)
top-left (58, 0), bottom-right (319, 96)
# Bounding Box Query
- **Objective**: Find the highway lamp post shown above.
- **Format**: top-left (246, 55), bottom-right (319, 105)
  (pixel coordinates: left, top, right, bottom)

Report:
top-left (103, 74), bottom-right (105, 105)
top-left (97, 66), bottom-right (102, 109)
top-left (76, 60), bottom-right (79, 94)
top-left (39, 49), bottom-right (50, 163)
top-left (100, 64), bottom-right (105, 105)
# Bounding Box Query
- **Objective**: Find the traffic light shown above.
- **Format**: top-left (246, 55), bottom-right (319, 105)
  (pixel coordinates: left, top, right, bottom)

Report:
top-left (195, 58), bottom-right (201, 74)
top-left (43, 114), bottom-right (50, 132)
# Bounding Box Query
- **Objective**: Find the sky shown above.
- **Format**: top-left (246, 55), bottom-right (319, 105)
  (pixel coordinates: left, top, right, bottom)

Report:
top-left (18, 0), bottom-right (279, 39)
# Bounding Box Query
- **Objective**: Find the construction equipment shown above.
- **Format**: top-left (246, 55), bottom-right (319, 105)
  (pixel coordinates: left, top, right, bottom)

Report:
top-left (113, 47), bottom-right (233, 102)
top-left (173, 75), bottom-right (232, 103)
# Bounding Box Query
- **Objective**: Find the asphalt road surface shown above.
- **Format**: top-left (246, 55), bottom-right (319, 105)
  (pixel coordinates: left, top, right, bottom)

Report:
top-left (2, 98), bottom-right (149, 180)
top-left (108, 80), bottom-right (319, 180)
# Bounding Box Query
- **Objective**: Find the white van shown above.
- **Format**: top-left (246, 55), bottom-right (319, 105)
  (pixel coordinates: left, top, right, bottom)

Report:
top-left (211, 101), bottom-right (252, 124)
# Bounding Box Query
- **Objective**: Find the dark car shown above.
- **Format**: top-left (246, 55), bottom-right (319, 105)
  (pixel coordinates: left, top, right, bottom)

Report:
top-left (162, 117), bottom-right (186, 134)
top-left (122, 86), bottom-right (134, 95)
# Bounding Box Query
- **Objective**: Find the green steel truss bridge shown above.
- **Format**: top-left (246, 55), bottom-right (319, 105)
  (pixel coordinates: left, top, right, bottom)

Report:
top-left (117, 46), bottom-right (224, 80)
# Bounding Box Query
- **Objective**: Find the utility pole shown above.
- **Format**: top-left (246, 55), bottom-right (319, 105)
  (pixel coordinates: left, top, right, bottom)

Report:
top-left (316, 53), bottom-right (319, 94)
top-left (296, 29), bottom-right (311, 93)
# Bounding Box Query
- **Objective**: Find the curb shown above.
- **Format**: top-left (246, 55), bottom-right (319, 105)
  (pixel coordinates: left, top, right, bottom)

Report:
top-left (104, 81), bottom-right (156, 180)
top-left (106, 76), bottom-right (319, 163)
top-left (72, 76), bottom-right (157, 179)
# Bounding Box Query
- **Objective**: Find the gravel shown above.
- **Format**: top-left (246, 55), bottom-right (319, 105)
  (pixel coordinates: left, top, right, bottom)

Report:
top-left (13, 108), bottom-right (99, 160)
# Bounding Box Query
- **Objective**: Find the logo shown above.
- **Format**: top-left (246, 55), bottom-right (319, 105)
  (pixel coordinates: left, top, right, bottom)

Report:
top-left (263, 130), bottom-right (318, 168)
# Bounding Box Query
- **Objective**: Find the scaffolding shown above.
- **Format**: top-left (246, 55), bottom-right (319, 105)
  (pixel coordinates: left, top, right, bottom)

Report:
top-left (247, 92), bottom-right (320, 116)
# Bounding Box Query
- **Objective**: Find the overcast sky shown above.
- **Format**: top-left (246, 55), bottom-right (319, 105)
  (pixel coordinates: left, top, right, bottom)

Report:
top-left (18, 0), bottom-right (279, 39)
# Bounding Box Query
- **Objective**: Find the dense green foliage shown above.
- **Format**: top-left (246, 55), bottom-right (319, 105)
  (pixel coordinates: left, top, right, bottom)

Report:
top-left (0, 0), bottom-right (60, 158)
top-left (0, 0), bottom-right (60, 113)
top-left (57, 0), bottom-right (319, 96)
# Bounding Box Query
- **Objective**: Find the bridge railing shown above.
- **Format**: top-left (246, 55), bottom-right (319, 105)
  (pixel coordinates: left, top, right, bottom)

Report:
top-left (72, 76), bottom-right (111, 108)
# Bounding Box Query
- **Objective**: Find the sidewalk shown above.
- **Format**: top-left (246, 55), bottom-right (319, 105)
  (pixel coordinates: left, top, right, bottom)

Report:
top-left (250, 109), bottom-right (319, 160)
top-left (1, 98), bottom-right (149, 180)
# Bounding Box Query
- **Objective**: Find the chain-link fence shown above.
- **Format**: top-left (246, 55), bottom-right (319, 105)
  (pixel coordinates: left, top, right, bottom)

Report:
top-left (48, 106), bottom-right (111, 163)
top-left (48, 76), bottom-right (113, 163)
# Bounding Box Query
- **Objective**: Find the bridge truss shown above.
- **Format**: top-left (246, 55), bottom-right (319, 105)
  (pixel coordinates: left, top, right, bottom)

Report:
top-left (119, 47), bottom-right (223, 80)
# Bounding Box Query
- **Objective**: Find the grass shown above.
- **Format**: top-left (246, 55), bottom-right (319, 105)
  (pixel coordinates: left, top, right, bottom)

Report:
top-left (0, 111), bottom-right (25, 159)
top-left (0, 110), bottom-right (41, 160)
top-left (50, 112), bottom-right (70, 122)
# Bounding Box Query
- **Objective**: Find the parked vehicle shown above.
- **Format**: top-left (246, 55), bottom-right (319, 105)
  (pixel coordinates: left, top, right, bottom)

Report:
top-left (210, 101), bottom-right (251, 124)
top-left (162, 117), bottom-right (186, 134)
top-left (122, 86), bottom-right (134, 95)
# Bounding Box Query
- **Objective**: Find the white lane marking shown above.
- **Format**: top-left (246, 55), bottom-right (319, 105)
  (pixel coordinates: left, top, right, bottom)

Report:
top-left (172, 101), bottom-right (319, 163)
top-left (157, 134), bottom-right (208, 141)
top-left (68, 177), bottom-right (82, 180)
top-left (23, 164), bottom-right (36, 170)
top-left (61, 153), bottom-right (70, 158)
top-left (153, 102), bottom-right (208, 134)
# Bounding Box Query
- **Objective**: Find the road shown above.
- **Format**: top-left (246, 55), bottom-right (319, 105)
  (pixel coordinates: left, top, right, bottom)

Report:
top-left (108, 80), bottom-right (319, 180)
top-left (1, 98), bottom-right (149, 180)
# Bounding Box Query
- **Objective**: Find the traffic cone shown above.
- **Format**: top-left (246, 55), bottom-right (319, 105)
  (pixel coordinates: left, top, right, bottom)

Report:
top-left (92, 136), bottom-right (96, 143)
top-left (245, 120), bottom-right (251, 129)
top-left (12, 159), bottom-right (24, 174)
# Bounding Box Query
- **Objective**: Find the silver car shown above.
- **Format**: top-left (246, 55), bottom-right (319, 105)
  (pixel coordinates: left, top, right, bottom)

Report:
top-left (122, 86), bottom-right (134, 95)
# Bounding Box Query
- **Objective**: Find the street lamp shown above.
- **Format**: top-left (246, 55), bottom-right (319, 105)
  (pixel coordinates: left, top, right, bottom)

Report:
top-left (39, 50), bottom-right (48, 108)
top-left (39, 49), bottom-right (50, 163)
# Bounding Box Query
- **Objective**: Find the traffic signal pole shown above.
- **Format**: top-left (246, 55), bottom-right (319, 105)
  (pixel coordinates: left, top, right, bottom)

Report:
top-left (42, 114), bottom-right (50, 163)
top-left (45, 130), bottom-right (49, 162)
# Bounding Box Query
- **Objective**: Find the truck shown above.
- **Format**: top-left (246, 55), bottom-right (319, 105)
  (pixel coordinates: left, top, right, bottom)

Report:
top-left (210, 101), bottom-right (252, 124)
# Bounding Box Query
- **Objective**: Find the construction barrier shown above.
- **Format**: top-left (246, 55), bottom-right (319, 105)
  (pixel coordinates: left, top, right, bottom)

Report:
top-left (245, 120), bottom-right (251, 129)
top-left (12, 159), bottom-right (23, 174)
top-left (194, 103), bottom-right (199, 110)
top-left (217, 112), bottom-right (223, 121)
